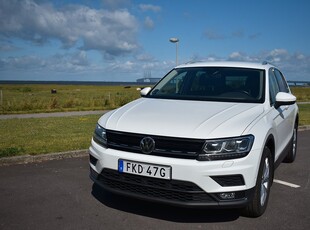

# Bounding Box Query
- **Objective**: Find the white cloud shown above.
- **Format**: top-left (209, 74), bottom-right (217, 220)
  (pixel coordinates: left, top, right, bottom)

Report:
top-left (0, 51), bottom-right (94, 73)
top-left (227, 52), bottom-right (260, 62)
top-left (139, 4), bottom-right (161, 13)
top-left (0, 56), bottom-right (43, 70)
top-left (101, 0), bottom-right (130, 10)
top-left (189, 49), bottom-right (309, 81)
top-left (1, 47), bottom-right (309, 81)
top-left (0, 43), bottom-right (19, 51)
top-left (135, 53), bottom-right (154, 62)
top-left (249, 33), bottom-right (261, 40)
top-left (226, 49), bottom-right (310, 80)
top-left (203, 30), bottom-right (226, 40)
top-left (232, 30), bottom-right (244, 39)
top-left (229, 52), bottom-right (243, 59)
top-left (203, 29), bottom-right (261, 41)
top-left (0, 0), bottom-right (139, 56)
top-left (144, 16), bottom-right (154, 29)
top-left (267, 49), bottom-right (287, 59)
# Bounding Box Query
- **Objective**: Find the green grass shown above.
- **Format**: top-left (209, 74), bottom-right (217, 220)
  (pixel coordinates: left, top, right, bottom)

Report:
top-left (289, 87), bottom-right (310, 126)
top-left (0, 115), bottom-right (101, 158)
top-left (0, 84), bottom-right (309, 114)
top-left (291, 87), bottom-right (310, 102)
top-left (299, 104), bottom-right (310, 126)
top-left (0, 84), bottom-right (141, 114)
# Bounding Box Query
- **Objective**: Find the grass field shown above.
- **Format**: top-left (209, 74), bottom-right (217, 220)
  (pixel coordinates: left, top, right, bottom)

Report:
top-left (291, 87), bottom-right (310, 101)
top-left (0, 84), bottom-right (309, 158)
top-left (0, 115), bottom-right (101, 158)
top-left (0, 84), bottom-right (309, 114)
top-left (0, 84), bottom-right (141, 114)
top-left (298, 104), bottom-right (310, 126)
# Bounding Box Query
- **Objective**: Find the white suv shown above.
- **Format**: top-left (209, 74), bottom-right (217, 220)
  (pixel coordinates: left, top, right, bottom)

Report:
top-left (89, 61), bottom-right (299, 217)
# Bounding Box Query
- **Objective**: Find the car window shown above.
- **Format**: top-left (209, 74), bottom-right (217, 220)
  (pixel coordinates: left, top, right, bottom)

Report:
top-left (269, 69), bottom-right (280, 106)
top-left (149, 67), bottom-right (265, 103)
top-left (150, 69), bottom-right (188, 95)
top-left (274, 69), bottom-right (289, 93)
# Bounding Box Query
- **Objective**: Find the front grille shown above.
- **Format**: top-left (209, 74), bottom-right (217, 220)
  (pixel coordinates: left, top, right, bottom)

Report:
top-left (211, 175), bottom-right (245, 187)
top-left (106, 130), bottom-right (205, 159)
top-left (98, 169), bottom-right (216, 204)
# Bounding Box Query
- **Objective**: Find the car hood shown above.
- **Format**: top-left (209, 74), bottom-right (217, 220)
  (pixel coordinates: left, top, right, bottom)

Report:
top-left (99, 98), bottom-right (264, 139)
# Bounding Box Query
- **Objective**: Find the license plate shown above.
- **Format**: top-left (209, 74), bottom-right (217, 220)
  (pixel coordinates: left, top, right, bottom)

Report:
top-left (118, 159), bottom-right (171, 180)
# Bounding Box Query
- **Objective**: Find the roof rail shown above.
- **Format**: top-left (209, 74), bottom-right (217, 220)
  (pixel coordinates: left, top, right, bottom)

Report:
top-left (262, 61), bottom-right (277, 67)
top-left (185, 60), bottom-right (201, 64)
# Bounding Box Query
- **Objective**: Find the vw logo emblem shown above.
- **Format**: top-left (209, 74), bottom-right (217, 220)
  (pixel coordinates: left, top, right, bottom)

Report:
top-left (140, 137), bottom-right (155, 154)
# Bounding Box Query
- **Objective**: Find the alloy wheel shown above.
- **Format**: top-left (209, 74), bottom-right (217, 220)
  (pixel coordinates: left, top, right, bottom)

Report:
top-left (260, 157), bottom-right (270, 206)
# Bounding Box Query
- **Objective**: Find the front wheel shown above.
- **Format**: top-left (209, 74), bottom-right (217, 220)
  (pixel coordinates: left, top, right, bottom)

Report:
top-left (243, 146), bottom-right (273, 217)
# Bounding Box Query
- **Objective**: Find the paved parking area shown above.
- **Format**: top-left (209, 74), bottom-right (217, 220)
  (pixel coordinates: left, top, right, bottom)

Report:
top-left (0, 131), bottom-right (309, 230)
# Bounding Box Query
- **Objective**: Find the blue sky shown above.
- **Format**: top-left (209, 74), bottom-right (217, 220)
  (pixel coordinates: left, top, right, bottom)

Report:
top-left (0, 0), bottom-right (310, 82)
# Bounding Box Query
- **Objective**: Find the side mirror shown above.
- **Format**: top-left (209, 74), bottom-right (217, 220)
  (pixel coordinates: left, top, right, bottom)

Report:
top-left (140, 87), bottom-right (152, 97)
top-left (275, 92), bottom-right (296, 109)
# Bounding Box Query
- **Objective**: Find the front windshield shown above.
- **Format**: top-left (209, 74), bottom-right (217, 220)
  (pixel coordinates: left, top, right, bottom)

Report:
top-left (147, 67), bottom-right (265, 103)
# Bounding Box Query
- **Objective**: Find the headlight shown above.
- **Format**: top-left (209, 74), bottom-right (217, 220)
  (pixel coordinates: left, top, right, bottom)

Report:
top-left (198, 135), bottom-right (254, 161)
top-left (93, 124), bottom-right (107, 147)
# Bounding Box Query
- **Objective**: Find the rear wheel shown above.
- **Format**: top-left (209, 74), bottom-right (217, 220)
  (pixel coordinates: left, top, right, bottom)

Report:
top-left (243, 146), bottom-right (273, 217)
top-left (284, 122), bottom-right (298, 163)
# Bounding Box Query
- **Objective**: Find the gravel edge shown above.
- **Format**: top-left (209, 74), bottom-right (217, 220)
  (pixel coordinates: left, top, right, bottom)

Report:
top-left (0, 149), bottom-right (88, 167)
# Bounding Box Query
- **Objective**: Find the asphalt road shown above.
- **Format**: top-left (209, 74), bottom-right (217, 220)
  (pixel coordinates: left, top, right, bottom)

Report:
top-left (0, 131), bottom-right (309, 230)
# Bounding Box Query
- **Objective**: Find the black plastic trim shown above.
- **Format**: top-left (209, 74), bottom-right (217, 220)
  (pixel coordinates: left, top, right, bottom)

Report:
top-left (89, 154), bottom-right (98, 166)
top-left (90, 168), bottom-right (255, 208)
top-left (106, 130), bottom-right (205, 159)
top-left (274, 133), bottom-right (294, 169)
top-left (211, 175), bottom-right (245, 187)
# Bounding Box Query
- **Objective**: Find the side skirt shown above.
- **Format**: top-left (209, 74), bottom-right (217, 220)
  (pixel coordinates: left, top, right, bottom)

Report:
top-left (274, 135), bottom-right (292, 169)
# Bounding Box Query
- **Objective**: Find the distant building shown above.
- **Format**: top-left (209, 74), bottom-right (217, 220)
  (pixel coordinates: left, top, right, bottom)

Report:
top-left (136, 77), bottom-right (161, 83)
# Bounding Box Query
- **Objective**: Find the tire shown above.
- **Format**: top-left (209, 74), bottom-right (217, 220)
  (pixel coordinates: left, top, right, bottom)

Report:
top-left (283, 122), bottom-right (298, 163)
top-left (243, 146), bottom-right (273, 217)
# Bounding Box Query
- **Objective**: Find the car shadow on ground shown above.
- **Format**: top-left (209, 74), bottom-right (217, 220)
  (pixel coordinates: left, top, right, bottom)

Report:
top-left (91, 183), bottom-right (241, 223)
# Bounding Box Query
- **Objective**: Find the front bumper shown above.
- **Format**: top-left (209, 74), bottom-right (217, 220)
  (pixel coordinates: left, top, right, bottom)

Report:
top-left (89, 139), bottom-right (260, 208)
top-left (90, 166), bottom-right (255, 208)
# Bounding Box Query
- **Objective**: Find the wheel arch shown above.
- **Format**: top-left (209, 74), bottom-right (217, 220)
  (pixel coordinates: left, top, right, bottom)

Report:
top-left (265, 134), bottom-right (275, 163)
top-left (264, 134), bottom-right (275, 184)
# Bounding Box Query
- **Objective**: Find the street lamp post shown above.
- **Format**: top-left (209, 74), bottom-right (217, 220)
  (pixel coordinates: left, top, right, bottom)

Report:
top-left (169, 37), bottom-right (179, 65)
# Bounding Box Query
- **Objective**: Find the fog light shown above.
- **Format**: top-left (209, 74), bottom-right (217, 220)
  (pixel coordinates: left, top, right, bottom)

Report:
top-left (219, 192), bottom-right (235, 200)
